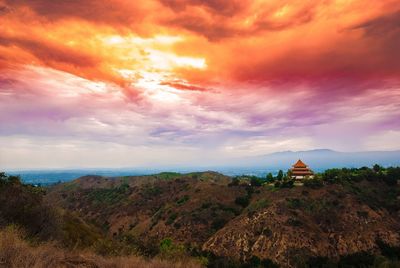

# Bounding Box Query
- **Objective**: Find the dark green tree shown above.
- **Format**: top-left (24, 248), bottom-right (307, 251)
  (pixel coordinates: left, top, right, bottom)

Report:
top-left (277, 170), bottom-right (284, 181)
top-left (266, 173), bottom-right (274, 182)
top-left (373, 164), bottom-right (382, 172)
top-left (250, 178), bottom-right (263, 187)
top-left (385, 167), bottom-right (400, 186)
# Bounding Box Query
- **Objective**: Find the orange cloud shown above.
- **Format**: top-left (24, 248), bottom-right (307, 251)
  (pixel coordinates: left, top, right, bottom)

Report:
top-left (0, 0), bottom-right (398, 91)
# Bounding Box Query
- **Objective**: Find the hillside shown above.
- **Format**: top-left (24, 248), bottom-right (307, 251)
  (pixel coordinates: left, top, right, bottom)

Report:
top-left (45, 167), bottom-right (400, 267)
top-left (46, 172), bottom-right (245, 249)
top-left (1, 167), bottom-right (400, 267)
top-left (204, 181), bottom-right (400, 266)
top-left (0, 172), bottom-right (202, 268)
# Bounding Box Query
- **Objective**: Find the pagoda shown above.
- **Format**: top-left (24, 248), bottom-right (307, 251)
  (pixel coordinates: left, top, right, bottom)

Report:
top-left (290, 159), bottom-right (314, 180)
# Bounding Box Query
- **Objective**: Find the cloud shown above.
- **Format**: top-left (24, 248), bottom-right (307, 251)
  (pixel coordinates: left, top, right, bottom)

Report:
top-left (159, 0), bottom-right (245, 16)
top-left (351, 10), bottom-right (400, 36)
top-left (159, 81), bottom-right (209, 91)
top-left (2, 0), bottom-right (151, 26)
top-left (0, 36), bottom-right (98, 68)
top-left (0, 0), bottom-right (399, 168)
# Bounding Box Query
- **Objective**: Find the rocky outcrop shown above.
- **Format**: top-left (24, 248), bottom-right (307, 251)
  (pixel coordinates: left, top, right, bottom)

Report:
top-left (203, 184), bottom-right (400, 267)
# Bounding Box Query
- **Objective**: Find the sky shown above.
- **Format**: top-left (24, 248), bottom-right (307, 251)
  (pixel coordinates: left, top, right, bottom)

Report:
top-left (0, 0), bottom-right (399, 169)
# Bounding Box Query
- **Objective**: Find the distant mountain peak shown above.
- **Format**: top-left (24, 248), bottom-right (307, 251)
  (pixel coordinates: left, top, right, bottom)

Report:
top-left (268, 148), bottom-right (336, 156)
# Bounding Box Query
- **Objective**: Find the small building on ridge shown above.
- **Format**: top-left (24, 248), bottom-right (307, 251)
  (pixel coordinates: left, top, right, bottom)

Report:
top-left (290, 159), bottom-right (314, 180)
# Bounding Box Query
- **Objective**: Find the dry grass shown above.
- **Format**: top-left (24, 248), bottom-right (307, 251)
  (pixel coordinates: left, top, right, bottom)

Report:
top-left (0, 226), bottom-right (202, 268)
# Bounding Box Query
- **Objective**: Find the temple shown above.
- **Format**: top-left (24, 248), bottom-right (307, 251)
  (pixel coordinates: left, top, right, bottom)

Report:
top-left (290, 159), bottom-right (314, 180)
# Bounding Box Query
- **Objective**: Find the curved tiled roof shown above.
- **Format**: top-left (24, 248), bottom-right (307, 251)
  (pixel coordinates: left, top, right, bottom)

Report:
top-left (290, 159), bottom-right (314, 176)
top-left (292, 159), bottom-right (307, 168)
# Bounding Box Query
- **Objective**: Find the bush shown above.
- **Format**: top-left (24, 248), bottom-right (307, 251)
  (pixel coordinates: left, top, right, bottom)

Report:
top-left (280, 179), bottom-right (294, 188)
top-left (211, 218), bottom-right (228, 230)
top-left (338, 251), bottom-right (375, 267)
top-left (176, 195), bottom-right (189, 205)
top-left (286, 198), bottom-right (303, 209)
top-left (385, 167), bottom-right (400, 186)
top-left (235, 196), bottom-right (250, 207)
top-left (243, 256), bottom-right (279, 268)
top-left (166, 213), bottom-right (178, 225)
top-left (201, 202), bottom-right (212, 209)
top-left (228, 178), bottom-right (240, 186)
top-left (286, 218), bottom-right (302, 227)
top-left (377, 239), bottom-right (400, 259)
top-left (250, 178), bottom-right (263, 187)
top-left (247, 199), bottom-right (270, 214)
top-left (159, 238), bottom-right (187, 260)
top-left (304, 178), bottom-right (324, 189)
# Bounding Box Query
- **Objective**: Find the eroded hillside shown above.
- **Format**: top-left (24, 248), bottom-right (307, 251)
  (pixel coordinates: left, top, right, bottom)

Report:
top-left (45, 169), bottom-right (400, 267)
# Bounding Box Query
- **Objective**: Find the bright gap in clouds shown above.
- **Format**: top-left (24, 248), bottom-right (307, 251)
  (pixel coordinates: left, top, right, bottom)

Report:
top-left (0, 0), bottom-right (399, 169)
top-left (107, 34), bottom-right (207, 103)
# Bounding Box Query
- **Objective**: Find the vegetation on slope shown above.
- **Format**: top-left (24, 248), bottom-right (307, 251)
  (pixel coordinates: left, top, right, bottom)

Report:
top-left (204, 166), bottom-right (400, 267)
top-left (0, 226), bottom-right (201, 268)
top-left (1, 165), bottom-right (400, 267)
top-left (0, 172), bottom-right (202, 267)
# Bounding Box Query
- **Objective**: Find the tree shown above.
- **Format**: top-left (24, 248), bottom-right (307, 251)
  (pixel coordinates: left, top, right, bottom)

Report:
top-left (228, 178), bottom-right (240, 186)
top-left (385, 167), bottom-right (400, 186)
top-left (373, 164), bottom-right (382, 172)
top-left (266, 173), bottom-right (274, 183)
top-left (277, 170), bottom-right (284, 181)
top-left (250, 177), bottom-right (263, 187)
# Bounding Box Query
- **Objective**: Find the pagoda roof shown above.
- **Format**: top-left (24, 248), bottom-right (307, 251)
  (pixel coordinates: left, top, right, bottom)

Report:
top-left (292, 159), bottom-right (308, 168)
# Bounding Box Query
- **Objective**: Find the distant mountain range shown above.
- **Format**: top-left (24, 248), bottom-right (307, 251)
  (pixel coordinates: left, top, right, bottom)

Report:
top-left (235, 149), bottom-right (400, 170)
top-left (5, 149), bottom-right (400, 183)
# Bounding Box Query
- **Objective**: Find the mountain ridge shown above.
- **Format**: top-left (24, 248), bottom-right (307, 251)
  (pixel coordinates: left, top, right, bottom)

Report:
top-left (43, 166), bottom-right (400, 267)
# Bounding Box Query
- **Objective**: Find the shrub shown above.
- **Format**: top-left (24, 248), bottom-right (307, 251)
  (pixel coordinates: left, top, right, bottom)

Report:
top-left (247, 199), bottom-right (270, 213)
top-left (159, 238), bottom-right (187, 260)
top-left (385, 167), bottom-right (400, 186)
top-left (243, 256), bottom-right (279, 268)
top-left (143, 184), bottom-right (162, 197)
top-left (304, 178), bottom-right (324, 189)
top-left (201, 202), bottom-right (212, 209)
top-left (235, 196), bottom-right (250, 207)
top-left (211, 218), bottom-right (228, 230)
top-left (286, 198), bottom-right (303, 209)
top-left (338, 251), bottom-right (375, 267)
top-left (286, 218), bottom-right (302, 227)
top-left (166, 213), bottom-right (178, 225)
top-left (250, 178), bottom-right (263, 187)
top-left (280, 179), bottom-right (294, 188)
top-left (376, 239), bottom-right (400, 259)
top-left (228, 178), bottom-right (240, 186)
top-left (88, 183), bottom-right (130, 205)
top-left (176, 195), bottom-right (189, 205)
top-left (274, 181), bottom-right (281, 188)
